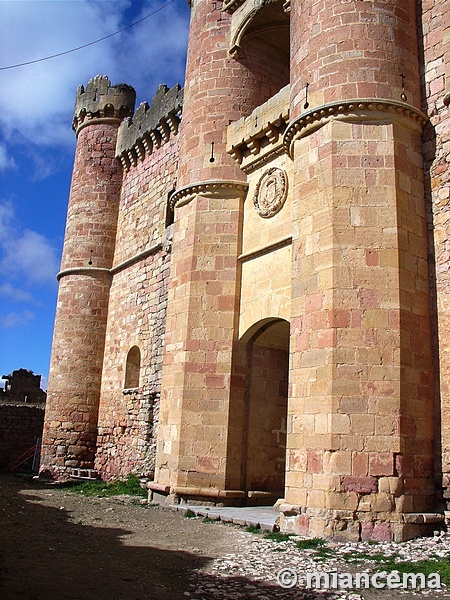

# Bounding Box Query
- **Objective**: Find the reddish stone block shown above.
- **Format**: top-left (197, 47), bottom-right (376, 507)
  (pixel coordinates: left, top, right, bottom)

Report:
top-left (197, 456), bottom-right (220, 473)
top-left (352, 452), bottom-right (369, 477)
top-left (317, 328), bottom-right (337, 348)
top-left (308, 450), bottom-right (323, 474)
top-left (414, 455), bottom-right (433, 478)
top-left (395, 454), bottom-right (414, 478)
top-left (328, 309), bottom-right (350, 328)
top-left (305, 292), bottom-right (323, 313)
top-left (340, 476), bottom-right (378, 494)
top-left (369, 453), bottom-right (394, 476)
top-left (365, 249), bottom-right (379, 266)
top-left (361, 521), bottom-right (374, 541)
top-left (296, 514), bottom-right (310, 536)
top-left (398, 416), bottom-right (416, 437)
top-left (362, 521), bottom-right (393, 542)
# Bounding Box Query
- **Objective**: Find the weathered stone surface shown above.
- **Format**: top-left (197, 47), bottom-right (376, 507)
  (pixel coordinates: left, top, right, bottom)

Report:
top-left (40, 0), bottom-right (448, 541)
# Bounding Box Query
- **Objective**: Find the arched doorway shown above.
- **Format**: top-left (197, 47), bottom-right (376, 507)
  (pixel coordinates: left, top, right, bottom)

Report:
top-left (237, 318), bottom-right (290, 504)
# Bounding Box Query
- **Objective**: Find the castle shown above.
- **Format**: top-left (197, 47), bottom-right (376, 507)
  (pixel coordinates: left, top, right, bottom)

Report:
top-left (40, 0), bottom-right (450, 542)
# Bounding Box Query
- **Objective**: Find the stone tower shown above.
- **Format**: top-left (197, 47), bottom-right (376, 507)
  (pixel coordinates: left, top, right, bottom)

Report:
top-left (283, 0), bottom-right (434, 541)
top-left (40, 77), bottom-right (135, 478)
top-left (154, 0), bottom-right (290, 496)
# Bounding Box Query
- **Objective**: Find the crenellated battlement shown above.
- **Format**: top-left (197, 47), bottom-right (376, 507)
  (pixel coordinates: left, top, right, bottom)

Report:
top-left (72, 75), bottom-right (136, 136)
top-left (116, 84), bottom-right (183, 171)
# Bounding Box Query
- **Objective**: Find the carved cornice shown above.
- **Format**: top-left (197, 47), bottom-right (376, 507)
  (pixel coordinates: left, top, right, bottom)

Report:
top-left (223, 0), bottom-right (246, 14)
top-left (238, 235), bottom-right (292, 262)
top-left (170, 180), bottom-right (249, 209)
top-left (116, 84), bottom-right (183, 172)
top-left (283, 99), bottom-right (428, 159)
top-left (110, 242), bottom-right (163, 275)
top-left (57, 242), bottom-right (165, 281)
top-left (227, 84), bottom-right (289, 172)
top-left (57, 267), bottom-right (111, 282)
top-left (228, 125), bottom-right (287, 173)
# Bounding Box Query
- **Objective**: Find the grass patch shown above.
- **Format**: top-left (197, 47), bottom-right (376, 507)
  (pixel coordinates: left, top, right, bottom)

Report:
top-left (264, 531), bottom-right (293, 543)
top-left (70, 474), bottom-right (147, 498)
top-left (184, 509), bottom-right (197, 518)
top-left (315, 546), bottom-right (335, 560)
top-left (245, 524), bottom-right (261, 534)
top-left (345, 551), bottom-right (450, 587)
top-left (295, 537), bottom-right (326, 550)
top-left (202, 516), bottom-right (215, 523)
top-left (390, 558), bottom-right (450, 586)
top-left (294, 537), bottom-right (334, 560)
top-left (342, 552), bottom-right (398, 564)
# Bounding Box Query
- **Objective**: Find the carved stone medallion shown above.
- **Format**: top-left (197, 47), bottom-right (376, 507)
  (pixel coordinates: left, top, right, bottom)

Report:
top-left (253, 167), bottom-right (288, 218)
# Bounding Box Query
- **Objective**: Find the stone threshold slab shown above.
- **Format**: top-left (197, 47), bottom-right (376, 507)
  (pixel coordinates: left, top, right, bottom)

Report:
top-left (170, 504), bottom-right (279, 531)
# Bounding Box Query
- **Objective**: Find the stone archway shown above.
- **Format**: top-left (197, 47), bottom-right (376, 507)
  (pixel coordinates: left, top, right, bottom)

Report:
top-left (236, 318), bottom-right (290, 504)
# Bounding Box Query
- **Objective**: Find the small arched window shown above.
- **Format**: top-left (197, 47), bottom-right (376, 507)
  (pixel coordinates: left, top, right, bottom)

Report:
top-left (124, 346), bottom-right (141, 389)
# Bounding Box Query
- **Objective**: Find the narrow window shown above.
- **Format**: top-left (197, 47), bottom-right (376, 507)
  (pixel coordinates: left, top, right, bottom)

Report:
top-left (124, 346), bottom-right (141, 389)
top-left (165, 189), bottom-right (175, 228)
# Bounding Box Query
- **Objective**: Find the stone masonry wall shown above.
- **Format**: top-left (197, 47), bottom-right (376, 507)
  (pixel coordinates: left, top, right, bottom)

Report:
top-left (0, 404), bottom-right (44, 471)
top-left (94, 134), bottom-right (179, 480)
top-left (420, 0), bottom-right (450, 497)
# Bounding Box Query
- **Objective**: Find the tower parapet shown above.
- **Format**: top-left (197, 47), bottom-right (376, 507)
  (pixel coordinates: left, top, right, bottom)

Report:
top-left (116, 83), bottom-right (183, 171)
top-left (72, 75), bottom-right (135, 136)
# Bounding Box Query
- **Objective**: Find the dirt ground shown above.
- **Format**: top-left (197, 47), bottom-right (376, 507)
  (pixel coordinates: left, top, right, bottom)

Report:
top-left (0, 473), bottom-right (250, 600)
top-left (1, 473), bottom-right (448, 600)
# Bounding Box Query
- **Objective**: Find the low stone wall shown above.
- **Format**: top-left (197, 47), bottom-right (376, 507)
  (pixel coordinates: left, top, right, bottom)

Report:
top-left (0, 403), bottom-right (45, 471)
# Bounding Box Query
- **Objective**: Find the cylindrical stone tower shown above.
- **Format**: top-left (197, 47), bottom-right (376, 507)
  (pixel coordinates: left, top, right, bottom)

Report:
top-left (40, 76), bottom-right (135, 479)
top-left (289, 0), bottom-right (422, 119)
top-left (177, 0), bottom-right (288, 186)
top-left (283, 0), bottom-right (435, 540)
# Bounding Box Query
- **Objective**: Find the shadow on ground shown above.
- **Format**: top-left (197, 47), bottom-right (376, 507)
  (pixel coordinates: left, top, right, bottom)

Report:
top-left (0, 474), bottom-right (348, 599)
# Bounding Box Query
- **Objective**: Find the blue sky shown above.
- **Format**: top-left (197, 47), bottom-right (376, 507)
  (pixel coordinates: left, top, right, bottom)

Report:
top-left (0, 0), bottom-right (190, 389)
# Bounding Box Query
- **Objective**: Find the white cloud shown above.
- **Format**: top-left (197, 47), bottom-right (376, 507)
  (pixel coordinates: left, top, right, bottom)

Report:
top-left (0, 0), bottom-right (189, 149)
top-left (0, 0), bottom-right (121, 145)
top-left (12, 230), bottom-right (59, 284)
top-left (0, 310), bottom-right (35, 329)
top-left (0, 283), bottom-right (34, 303)
top-left (0, 144), bottom-right (16, 171)
top-left (0, 200), bottom-right (59, 286)
top-left (0, 0), bottom-right (189, 343)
